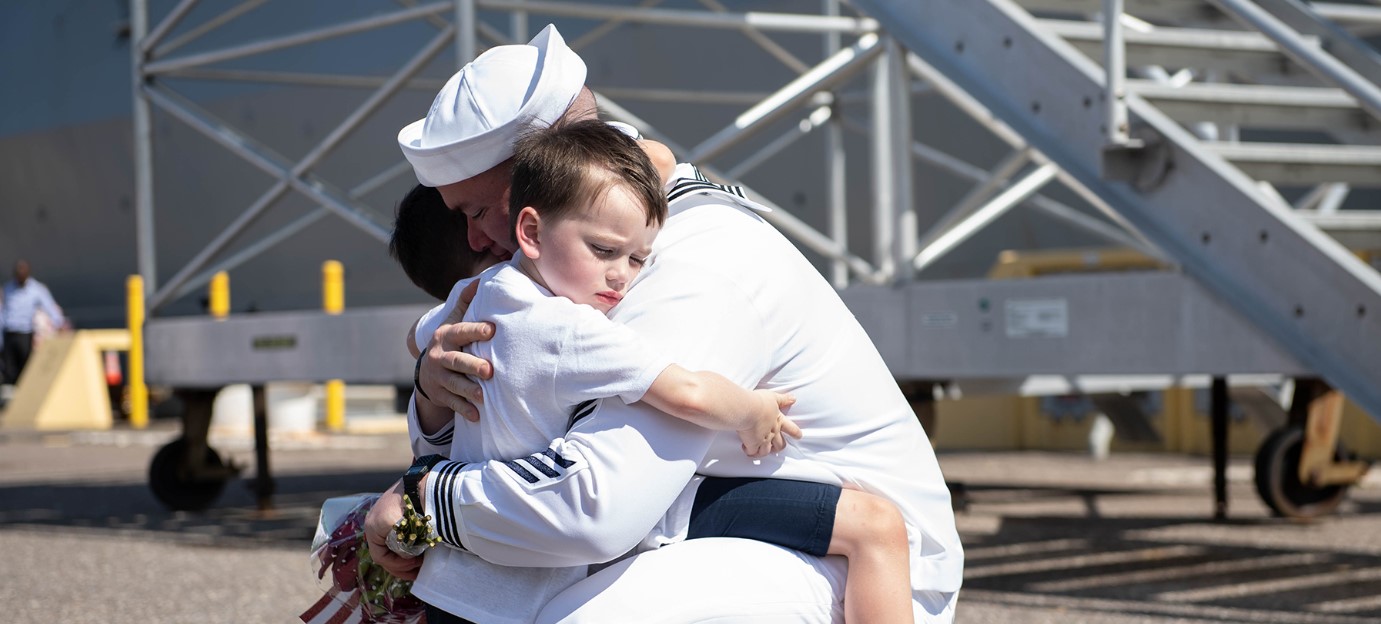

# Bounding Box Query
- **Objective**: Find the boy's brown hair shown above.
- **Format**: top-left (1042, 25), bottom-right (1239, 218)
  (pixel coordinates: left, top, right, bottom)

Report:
top-left (508, 119), bottom-right (667, 241)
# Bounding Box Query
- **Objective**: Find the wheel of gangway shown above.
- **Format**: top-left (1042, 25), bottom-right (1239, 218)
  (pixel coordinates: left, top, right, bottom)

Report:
top-left (148, 437), bottom-right (228, 511)
top-left (1253, 426), bottom-right (1348, 520)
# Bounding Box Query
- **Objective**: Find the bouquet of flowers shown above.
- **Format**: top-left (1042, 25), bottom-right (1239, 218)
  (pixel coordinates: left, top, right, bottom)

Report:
top-left (300, 494), bottom-right (426, 624)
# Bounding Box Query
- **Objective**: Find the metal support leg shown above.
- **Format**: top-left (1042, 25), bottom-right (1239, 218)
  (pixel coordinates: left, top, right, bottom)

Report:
top-left (871, 37), bottom-right (897, 281)
top-left (131, 0), bottom-right (157, 292)
top-left (1211, 376), bottom-right (1229, 521)
top-left (891, 39), bottom-right (916, 282)
top-left (823, 0), bottom-right (848, 288)
top-left (181, 390), bottom-right (215, 479)
top-left (1103, 0), bottom-right (1132, 145)
top-left (456, 0), bottom-right (476, 68)
top-left (251, 384), bottom-right (275, 512)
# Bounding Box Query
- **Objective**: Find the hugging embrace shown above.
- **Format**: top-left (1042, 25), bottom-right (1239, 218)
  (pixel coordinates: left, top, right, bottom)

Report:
top-left (364, 24), bottom-right (963, 624)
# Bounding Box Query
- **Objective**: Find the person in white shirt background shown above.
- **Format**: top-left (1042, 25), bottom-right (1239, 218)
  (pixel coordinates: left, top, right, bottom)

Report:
top-left (365, 24), bottom-right (964, 623)
top-left (2, 259), bottom-right (66, 386)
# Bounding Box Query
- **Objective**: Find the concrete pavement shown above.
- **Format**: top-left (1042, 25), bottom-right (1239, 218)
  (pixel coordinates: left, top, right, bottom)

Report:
top-left (2, 423), bottom-right (1379, 623)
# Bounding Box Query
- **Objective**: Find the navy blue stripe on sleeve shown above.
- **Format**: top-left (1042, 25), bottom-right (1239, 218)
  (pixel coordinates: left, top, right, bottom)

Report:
top-left (421, 420), bottom-right (454, 447)
top-left (501, 460), bottom-right (540, 484)
top-left (667, 181), bottom-right (741, 203)
top-left (566, 399), bottom-right (599, 431)
top-left (542, 448), bottom-right (576, 469)
top-left (430, 460), bottom-right (469, 550)
top-left (520, 456), bottom-right (561, 478)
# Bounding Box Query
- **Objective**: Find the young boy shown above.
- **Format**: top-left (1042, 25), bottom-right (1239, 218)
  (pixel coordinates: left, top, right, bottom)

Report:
top-left (398, 120), bottom-right (914, 623)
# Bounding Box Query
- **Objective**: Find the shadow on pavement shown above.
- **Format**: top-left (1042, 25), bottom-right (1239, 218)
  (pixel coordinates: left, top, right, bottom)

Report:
top-left (958, 483), bottom-right (1381, 623)
top-left (0, 470), bottom-right (399, 547)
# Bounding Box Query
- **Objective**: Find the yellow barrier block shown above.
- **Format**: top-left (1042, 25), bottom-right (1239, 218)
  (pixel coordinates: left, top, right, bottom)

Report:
top-left (1163, 387), bottom-right (1264, 456)
top-left (0, 329), bottom-right (129, 431)
top-left (1018, 396), bottom-right (1094, 451)
top-left (930, 395), bottom-right (1025, 450)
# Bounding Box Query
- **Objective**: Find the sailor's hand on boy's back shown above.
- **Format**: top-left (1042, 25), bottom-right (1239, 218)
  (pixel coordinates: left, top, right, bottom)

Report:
top-left (419, 279), bottom-right (495, 422)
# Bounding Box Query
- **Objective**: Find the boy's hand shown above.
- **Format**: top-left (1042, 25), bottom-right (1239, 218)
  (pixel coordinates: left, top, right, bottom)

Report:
top-left (739, 392), bottom-right (801, 458)
top-left (419, 280), bottom-right (495, 422)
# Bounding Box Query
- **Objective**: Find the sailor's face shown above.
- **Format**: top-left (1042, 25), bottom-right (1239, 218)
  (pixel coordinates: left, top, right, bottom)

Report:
top-left (438, 162), bottom-right (515, 262)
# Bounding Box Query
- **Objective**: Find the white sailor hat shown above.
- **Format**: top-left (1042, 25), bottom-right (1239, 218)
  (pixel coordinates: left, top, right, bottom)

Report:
top-left (398, 24), bottom-right (587, 186)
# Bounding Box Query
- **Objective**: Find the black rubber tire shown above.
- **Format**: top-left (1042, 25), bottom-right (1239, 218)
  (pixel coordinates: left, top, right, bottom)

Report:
top-left (148, 437), bottom-right (228, 511)
top-left (1253, 426), bottom-right (1347, 520)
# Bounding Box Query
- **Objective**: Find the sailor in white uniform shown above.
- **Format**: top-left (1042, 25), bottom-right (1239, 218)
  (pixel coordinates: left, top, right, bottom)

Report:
top-left (369, 24), bottom-right (964, 623)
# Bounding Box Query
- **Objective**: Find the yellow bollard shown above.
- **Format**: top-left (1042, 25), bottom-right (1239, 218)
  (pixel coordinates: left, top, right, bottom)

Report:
top-left (126, 275), bottom-right (149, 430)
top-left (325, 379), bottom-right (346, 433)
top-left (323, 261), bottom-right (345, 432)
top-left (209, 271), bottom-right (230, 319)
top-left (322, 260), bottom-right (344, 314)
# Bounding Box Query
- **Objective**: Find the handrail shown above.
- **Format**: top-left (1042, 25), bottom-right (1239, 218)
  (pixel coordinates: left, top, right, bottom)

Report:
top-left (1208, 0), bottom-right (1381, 123)
top-left (1103, 0), bottom-right (1133, 146)
top-left (1253, 0), bottom-right (1381, 86)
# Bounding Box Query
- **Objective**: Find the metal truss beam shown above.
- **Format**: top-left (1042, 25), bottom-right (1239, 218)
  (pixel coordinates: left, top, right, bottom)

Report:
top-left (140, 24), bottom-right (454, 311)
top-left (145, 3), bottom-right (450, 74)
top-left (476, 0), bottom-right (877, 35)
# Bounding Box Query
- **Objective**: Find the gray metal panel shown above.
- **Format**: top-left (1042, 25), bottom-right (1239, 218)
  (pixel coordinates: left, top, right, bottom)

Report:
top-left (841, 285), bottom-right (909, 369)
top-left (843, 273), bottom-right (1307, 379)
top-left (144, 305), bottom-right (430, 386)
top-left (847, 0), bottom-right (1381, 420)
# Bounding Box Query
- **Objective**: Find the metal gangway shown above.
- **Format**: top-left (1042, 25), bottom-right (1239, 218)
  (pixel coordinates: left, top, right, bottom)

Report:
top-left (127, 0), bottom-right (1381, 517)
top-left (839, 0), bottom-right (1381, 518)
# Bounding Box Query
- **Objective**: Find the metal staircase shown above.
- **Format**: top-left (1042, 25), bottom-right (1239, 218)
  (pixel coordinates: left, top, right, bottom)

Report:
top-left (841, 0), bottom-right (1381, 420)
top-left (834, 0), bottom-right (1381, 517)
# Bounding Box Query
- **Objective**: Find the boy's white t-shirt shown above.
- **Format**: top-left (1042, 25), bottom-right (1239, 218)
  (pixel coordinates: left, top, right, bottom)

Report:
top-left (409, 257), bottom-right (673, 624)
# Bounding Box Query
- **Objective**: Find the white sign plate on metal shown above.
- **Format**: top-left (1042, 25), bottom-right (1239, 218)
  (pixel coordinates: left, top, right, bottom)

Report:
top-left (920, 311), bottom-right (960, 329)
top-left (1005, 298), bottom-right (1069, 338)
